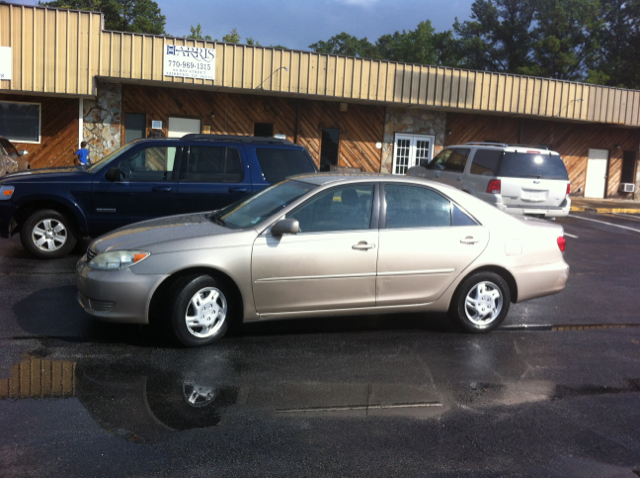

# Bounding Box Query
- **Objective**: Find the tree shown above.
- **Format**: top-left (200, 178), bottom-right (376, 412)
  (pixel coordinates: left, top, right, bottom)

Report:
top-left (188, 24), bottom-right (211, 41)
top-left (453, 0), bottom-right (535, 73)
top-left (309, 32), bottom-right (378, 58)
top-left (222, 28), bottom-right (241, 44)
top-left (39, 0), bottom-right (166, 34)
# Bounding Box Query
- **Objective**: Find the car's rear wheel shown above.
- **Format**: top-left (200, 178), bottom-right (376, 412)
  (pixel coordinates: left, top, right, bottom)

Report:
top-left (168, 275), bottom-right (232, 347)
top-left (21, 209), bottom-right (77, 259)
top-left (449, 272), bottom-right (511, 333)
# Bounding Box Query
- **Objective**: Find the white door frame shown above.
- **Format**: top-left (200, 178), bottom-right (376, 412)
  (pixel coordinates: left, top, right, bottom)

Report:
top-left (392, 133), bottom-right (435, 175)
top-left (585, 148), bottom-right (609, 199)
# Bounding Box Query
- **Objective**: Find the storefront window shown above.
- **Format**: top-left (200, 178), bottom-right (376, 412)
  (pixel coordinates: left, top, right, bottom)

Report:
top-left (0, 101), bottom-right (41, 143)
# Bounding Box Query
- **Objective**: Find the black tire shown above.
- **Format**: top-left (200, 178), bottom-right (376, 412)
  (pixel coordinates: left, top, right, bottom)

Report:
top-left (168, 275), bottom-right (234, 347)
top-left (448, 271), bottom-right (511, 333)
top-left (21, 209), bottom-right (77, 259)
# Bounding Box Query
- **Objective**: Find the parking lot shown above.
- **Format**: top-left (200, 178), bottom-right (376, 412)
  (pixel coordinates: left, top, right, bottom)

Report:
top-left (1, 212), bottom-right (640, 476)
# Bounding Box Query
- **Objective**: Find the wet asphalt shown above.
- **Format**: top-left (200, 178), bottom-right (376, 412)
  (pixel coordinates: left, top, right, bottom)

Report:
top-left (1, 212), bottom-right (640, 477)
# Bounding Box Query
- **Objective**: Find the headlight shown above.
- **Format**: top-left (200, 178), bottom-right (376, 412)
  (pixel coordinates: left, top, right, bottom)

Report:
top-left (88, 250), bottom-right (150, 270)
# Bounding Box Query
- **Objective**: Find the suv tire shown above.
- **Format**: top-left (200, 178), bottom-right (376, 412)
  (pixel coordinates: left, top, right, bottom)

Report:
top-left (21, 209), bottom-right (77, 259)
top-left (449, 271), bottom-right (511, 333)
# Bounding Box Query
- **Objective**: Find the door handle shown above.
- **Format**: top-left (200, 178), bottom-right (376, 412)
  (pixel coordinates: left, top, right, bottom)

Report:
top-left (228, 187), bottom-right (248, 193)
top-left (151, 186), bottom-right (172, 192)
top-left (434, 173), bottom-right (440, 178)
top-left (460, 236), bottom-right (479, 245)
top-left (456, 176), bottom-right (463, 181)
top-left (352, 241), bottom-right (376, 250)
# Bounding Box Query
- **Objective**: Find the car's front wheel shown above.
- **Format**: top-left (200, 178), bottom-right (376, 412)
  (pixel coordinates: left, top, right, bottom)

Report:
top-left (168, 275), bottom-right (233, 347)
top-left (449, 271), bottom-right (511, 333)
top-left (21, 209), bottom-right (77, 259)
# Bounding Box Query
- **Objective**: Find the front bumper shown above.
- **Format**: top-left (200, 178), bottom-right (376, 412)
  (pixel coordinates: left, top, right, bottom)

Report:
top-left (76, 255), bottom-right (167, 324)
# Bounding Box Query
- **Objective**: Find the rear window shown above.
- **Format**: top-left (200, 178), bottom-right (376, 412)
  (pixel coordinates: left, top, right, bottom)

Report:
top-left (498, 152), bottom-right (569, 180)
top-left (256, 148), bottom-right (316, 183)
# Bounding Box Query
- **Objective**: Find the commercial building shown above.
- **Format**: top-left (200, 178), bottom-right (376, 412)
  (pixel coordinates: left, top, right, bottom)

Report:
top-left (1, 3), bottom-right (639, 198)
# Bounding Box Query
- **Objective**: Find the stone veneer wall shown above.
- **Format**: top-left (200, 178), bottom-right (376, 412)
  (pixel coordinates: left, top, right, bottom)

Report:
top-left (380, 108), bottom-right (446, 174)
top-left (83, 82), bottom-right (122, 164)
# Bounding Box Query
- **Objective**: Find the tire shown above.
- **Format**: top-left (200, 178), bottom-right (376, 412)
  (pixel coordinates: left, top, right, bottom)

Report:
top-left (449, 271), bottom-right (511, 333)
top-left (168, 275), bottom-right (233, 347)
top-left (21, 209), bottom-right (77, 259)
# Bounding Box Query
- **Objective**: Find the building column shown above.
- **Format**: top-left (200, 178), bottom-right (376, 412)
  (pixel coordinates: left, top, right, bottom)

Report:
top-left (82, 81), bottom-right (122, 164)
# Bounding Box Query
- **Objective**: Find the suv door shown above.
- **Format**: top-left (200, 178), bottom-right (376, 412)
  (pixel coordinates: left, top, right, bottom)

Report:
top-left (176, 144), bottom-right (252, 214)
top-left (424, 148), bottom-right (471, 187)
top-left (91, 143), bottom-right (180, 234)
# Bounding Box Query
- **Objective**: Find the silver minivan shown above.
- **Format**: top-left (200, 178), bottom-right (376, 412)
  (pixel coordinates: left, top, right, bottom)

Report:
top-left (407, 142), bottom-right (571, 218)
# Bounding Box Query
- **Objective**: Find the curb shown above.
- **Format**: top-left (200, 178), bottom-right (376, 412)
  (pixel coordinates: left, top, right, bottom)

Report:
top-left (570, 206), bottom-right (640, 214)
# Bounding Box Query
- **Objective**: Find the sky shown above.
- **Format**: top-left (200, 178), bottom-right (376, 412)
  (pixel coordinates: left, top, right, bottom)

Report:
top-left (23, 0), bottom-right (477, 50)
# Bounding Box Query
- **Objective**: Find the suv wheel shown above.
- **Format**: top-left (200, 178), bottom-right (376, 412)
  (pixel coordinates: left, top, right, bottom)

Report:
top-left (449, 272), bottom-right (511, 333)
top-left (168, 275), bottom-right (233, 347)
top-left (21, 209), bottom-right (77, 259)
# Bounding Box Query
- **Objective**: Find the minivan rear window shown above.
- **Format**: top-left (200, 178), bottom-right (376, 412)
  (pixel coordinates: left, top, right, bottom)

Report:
top-left (498, 153), bottom-right (569, 180)
top-left (256, 148), bottom-right (317, 183)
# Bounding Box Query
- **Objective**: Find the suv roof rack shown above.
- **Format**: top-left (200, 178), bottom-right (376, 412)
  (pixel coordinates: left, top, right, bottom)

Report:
top-left (465, 142), bottom-right (509, 147)
top-left (181, 134), bottom-right (293, 145)
top-left (508, 144), bottom-right (550, 150)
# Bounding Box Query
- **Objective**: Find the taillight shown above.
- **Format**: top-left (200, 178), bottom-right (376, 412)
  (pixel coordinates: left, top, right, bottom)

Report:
top-left (487, 179), bottom-right (501, 194)
top-left (557, 236), bottom-right (566, 252)
top-left (566, 183), bottom-right (571, 197)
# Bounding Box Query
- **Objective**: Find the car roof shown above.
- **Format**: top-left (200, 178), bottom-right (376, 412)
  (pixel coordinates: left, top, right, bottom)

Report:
top-left (290, 172), bottom-right (443, 187)
top-left (446, 143), bottom-right (560, 155)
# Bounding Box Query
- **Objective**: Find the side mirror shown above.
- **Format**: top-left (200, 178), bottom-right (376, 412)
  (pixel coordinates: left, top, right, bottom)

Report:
top-left (20, 150), bottom-right (29, 156)
top-left (271, 219), bottom-right (299, 236)
top-left (105, 167), bottom-right (124, 182)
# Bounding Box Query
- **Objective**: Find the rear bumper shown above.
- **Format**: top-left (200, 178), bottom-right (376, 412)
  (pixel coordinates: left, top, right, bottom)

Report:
top-left (512, 260), bottom-right (570, 303)
top-left (496, 198), bottom-right (571, 218)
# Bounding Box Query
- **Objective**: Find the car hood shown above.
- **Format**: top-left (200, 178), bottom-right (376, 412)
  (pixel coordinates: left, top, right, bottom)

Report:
top-left (1, 166), bottom-right (85, 181)
top-left (90, 212), bottom-right (235, 253)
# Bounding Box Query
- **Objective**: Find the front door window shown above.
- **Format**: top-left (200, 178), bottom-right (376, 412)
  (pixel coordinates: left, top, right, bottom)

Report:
top-left (117, 146), bottom-right (177, 181)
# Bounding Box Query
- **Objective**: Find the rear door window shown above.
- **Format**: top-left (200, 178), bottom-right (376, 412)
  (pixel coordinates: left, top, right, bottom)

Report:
top-left (185, 146), bottom-right (243, 183)
top-left (470, 149), bottom-right (502, 176)
top-left (498, 152), bottom-right (569, 180)
top-left (256, 148), bottom-right (316, 183)
top-left (384, 185), bottom-right (451, 228)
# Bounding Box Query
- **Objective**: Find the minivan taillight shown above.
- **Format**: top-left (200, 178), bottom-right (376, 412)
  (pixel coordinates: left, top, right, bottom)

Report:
top-left (487, 179), bottom-right (501, 194)
top-left (566, 183), bottom-right (571, 197)
top-left (557, 236), bottom-right (566, 252)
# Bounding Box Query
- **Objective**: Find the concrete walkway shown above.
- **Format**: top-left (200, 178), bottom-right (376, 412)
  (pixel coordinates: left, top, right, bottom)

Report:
top-left (570, 197), bottom-right (640, 214)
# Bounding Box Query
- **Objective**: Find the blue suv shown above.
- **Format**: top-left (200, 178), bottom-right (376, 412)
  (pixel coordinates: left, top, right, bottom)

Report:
top-left (0, 135), bottom-right (317, 258)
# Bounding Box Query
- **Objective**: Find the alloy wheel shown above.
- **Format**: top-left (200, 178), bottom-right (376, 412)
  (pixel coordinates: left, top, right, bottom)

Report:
top-left (31, 218), bottom-right (67, 252)
top-left (184, 287), bottom-right (227, 339)
top-left (464, 281), bottom-right (503, 326)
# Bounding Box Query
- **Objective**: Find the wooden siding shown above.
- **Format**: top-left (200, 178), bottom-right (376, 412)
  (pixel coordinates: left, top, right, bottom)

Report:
top-left (0, 357), bottom-right (76, 399)
top-left (0, 93), bottom-right (78, 168)
top-left (446, 112), bottom-right (640, 196)
top-left (2, 4), bottom-right (640, 127)
top-left (122, 85), bottom-right (384, 171)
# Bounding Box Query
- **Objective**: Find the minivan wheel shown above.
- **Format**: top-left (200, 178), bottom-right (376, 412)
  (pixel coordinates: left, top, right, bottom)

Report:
top-left (21, 209), bottom-right (77, 259)
top-left (449, 272), bottom-right (511, 333)
top-left (168, 275), bottom-right (231, 347)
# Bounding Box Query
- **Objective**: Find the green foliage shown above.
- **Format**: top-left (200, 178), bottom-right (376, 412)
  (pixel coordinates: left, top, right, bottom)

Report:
top-left (309, 32), bottom-right (378, 58)
top-left (188, 24), bottom-right (211, 41)
top-left (222, 28), bottom-right (241, 44)
top-left (39, 0), bottom-right (166, 34)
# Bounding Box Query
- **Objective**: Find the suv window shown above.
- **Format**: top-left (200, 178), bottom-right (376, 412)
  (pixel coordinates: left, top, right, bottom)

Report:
top-left (288, 185), bottom-right (374, 233)
top-left (385, 185), bottom-right (451, 228)
top-left (429, 148), bottom-right (470, 173)
top-left (470, 149), bottom-right (502, 176)
top-left (256, 148), bottom-right (316, 183)
top-left (117, 146), bottom-right (177, 181)
top-left (498, 152), bottom-right (569, 180)
top-left (185, 146), bottom-right (242, 183)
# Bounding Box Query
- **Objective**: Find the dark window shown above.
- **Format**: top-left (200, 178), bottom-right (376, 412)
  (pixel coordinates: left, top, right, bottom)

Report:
top-left (385, 185), bottom-right (451, 228)
top-left (429, 148), bottom-right (452, 170)
top-left (498, 152), bottom-right (569, 180)
top-left (320, 128), bottom-right (340, 172)
top-left (0, 102), bottom-right (40, 143)
top-left (125, 113), bottom-right (146, 144)
top-left (255, 148), bottom-right (316, 183)
top-left (185, 146), bottom-right (242, 183)
top-left (452, 205), bottom-right (478, 226)
top-left (117, 146), bottom-right (178, 181)
top-left (621, 151), bottom-right (637, 184)
top-left (429, 148), bottom-right (470, 172)
top-left (254, 123), bottom-right (274, 137)
top-left (288, 185), bottom-right (374, 233)
top-left (470, 149), bottom-right (502, 176)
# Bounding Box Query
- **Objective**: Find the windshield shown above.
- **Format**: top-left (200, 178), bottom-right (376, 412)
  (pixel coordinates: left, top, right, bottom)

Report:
top-left (498, 153), bottom-right (569, 180)
top-left (87, 142), bottom-right (139, 172)
top-left (213, 180), bottom-right (315, 229)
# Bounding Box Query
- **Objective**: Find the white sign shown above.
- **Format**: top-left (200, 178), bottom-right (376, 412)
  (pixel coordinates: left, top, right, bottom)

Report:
top-left (151, 120), bottom-right (163, 130)
top-left (0, 47), bottom-right (11, 81)
top-left (163, 45), bottom-right (215, 81)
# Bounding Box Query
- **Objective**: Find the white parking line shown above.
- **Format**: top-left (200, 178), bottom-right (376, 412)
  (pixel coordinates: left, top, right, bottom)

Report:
top-left (564, 232), bottom-right (579, 239)
top-left (569, 214), bottom-right (640, 233)
top-left (611, 213), bottom-right (640, 222)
